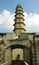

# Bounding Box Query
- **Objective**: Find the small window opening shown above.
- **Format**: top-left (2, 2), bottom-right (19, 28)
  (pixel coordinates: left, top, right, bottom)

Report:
top-left (16, 55), bottom-right (20, 60)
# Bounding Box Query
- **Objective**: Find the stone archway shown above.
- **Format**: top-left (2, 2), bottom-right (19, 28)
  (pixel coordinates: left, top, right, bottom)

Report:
top-left (5, 44), bottom-right (32, 65)
top-left (10, 44), bottom-right (32, 65)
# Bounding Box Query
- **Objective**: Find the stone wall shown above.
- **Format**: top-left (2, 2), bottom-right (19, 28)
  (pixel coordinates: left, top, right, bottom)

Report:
top-left (5, 47), bottom-right (11, 63)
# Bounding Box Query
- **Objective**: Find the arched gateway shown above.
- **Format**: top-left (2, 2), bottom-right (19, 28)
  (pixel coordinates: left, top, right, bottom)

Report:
top-left (5, 43), bottom-right (32, 65)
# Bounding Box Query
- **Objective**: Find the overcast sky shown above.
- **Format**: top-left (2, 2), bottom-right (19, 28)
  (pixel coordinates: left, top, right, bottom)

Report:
top-left (0, 0), bottom-right (39, 33)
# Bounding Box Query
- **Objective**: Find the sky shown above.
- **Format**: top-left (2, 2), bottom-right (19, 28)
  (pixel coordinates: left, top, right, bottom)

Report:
top-left (0, 0), bottom-right (39, 33)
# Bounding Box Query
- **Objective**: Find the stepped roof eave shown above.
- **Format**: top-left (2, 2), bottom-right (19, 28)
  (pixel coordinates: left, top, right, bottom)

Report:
top-left (15, 13), bottom-right (24, 17)
top-left (13, 22), bottom-right (25, 26)
top-left (15, 10), bottom-right (23, 13)
top-left (14, 17), bottom-right (25, 21)
top-left (13, 28), bottom-right (26, 31)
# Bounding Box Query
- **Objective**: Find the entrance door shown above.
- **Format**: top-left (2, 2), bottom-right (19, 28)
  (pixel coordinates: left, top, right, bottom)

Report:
top-left (12, 48), bottom-right (23, 60)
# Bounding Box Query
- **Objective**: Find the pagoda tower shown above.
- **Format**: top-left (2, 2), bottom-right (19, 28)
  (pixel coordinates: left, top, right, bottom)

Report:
top-left (13, 5), bottom-right (25, 34)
